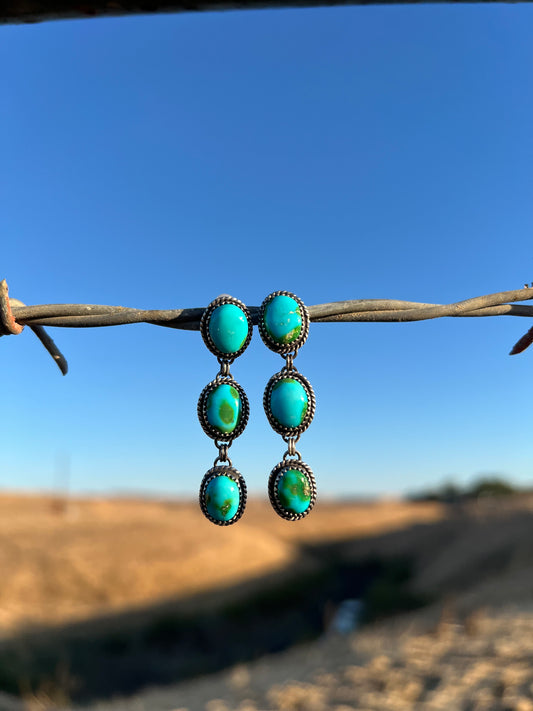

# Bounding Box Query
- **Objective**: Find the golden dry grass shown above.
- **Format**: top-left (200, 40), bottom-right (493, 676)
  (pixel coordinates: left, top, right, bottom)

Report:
top-left (0, 493), bottom-right (443, 633)
top-left (3, 493), bottom-right (533, 711)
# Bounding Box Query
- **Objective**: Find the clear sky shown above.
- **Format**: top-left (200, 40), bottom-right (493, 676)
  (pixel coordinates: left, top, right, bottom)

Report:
top-left (1, 3), bottom-right (532, 499)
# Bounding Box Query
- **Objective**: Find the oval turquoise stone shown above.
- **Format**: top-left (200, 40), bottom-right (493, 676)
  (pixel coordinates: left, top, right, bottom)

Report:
top-left (205, 475), bottom-right (240, 522)
top-left (270, 378), bottom-right (308, 428)
top-left (209, 304), bottom-right (249, 355)
top-left (206, 383), bottom-right (242, 434)
top-left (277, 469), bottom-right (311, 514)
top-left (263, 295), bottom-right (302, 345)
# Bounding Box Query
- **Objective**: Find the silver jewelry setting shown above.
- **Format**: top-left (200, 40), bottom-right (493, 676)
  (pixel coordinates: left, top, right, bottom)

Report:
top-left (258, 290), bottom-right (310, 355)
top-left (200, 295), bottom-right (253, 361)
top-left (268, 458), bottom-right (317, 522)
top-left (263, 369), bottom-right (316, 437)
top-left (199, 465), bottom-right (247, 527)
top-left (197, 377), bottom-right (250, 443)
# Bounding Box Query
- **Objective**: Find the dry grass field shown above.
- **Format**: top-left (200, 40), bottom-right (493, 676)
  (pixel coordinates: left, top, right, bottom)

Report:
top-left (2, 492), bottom-right (533, 711)
top-left (0, 493), bottom-right (442, 633)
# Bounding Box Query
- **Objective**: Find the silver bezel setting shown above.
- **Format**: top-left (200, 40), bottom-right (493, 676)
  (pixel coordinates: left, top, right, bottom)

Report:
top-left (268, 460), bottom-right (317, 521)
top-left (263, 370), bottom-right (316, 437)
top-left (198, 377), bottom-right (250, 443)
top-left (199, 465), bottom-right (247, 526)
top-left (258, 291), bottom-right (310, 355)
top-left (200, 295), bottom-right (253, 361)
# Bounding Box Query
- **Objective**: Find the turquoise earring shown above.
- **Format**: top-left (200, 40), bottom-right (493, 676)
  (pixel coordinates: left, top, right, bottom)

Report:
top-left (198, 295), bottom-right (252, 526)
top-left (259, 291), bottom-right (317, 521)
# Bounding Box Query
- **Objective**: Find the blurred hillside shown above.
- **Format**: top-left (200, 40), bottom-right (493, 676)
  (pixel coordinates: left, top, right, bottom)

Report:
top-left (0, 494), bottom-right (441, 632)
top-left (1, 492), bottom-right (533, 709)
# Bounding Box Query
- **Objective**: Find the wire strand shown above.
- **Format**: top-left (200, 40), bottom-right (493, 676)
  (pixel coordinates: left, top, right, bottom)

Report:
top-left (2, 280), bottom-right (533, 375)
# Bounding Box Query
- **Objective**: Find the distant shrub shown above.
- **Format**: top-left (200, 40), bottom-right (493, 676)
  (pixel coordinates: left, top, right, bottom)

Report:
top-left (407, 481), bottom-right (463, 504)
top-left (469, 478), bottom-right (515, 498)
top-left (408, 476), bottom-right (517, 503)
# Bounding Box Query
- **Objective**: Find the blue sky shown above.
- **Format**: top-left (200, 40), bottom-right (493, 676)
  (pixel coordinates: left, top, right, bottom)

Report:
top-left (1, 4), bottom-right (532, 499)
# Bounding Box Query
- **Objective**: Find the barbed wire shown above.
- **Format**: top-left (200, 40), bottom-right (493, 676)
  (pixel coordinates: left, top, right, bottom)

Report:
top-left (1, 279), bottom-right (533, 377)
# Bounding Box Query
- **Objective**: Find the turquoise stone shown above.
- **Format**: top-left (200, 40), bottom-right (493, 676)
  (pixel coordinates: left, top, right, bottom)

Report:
top-left (270, 378), bottom-right (308, 428)
top-left (205, 475), bottom-right (240, 522)
top-left (277, 469), bottom-right (311, 514)
top-left (209, 304), bottom-right (249, 355)
top-left (206, 383), bottom-right (242, 434)
top-left (263, 295), bottom-right (302, 345)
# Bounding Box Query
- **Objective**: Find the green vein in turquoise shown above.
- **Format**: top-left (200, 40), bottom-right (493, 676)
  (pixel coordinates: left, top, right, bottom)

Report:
top-left (269, 378), bottom-right (308, 428)
top-left (209, 303), bottom-right (248, 354)
top-left (277, 469), bottom-right (311, 514)
top-left (207, 383), bottom-right (242, 434)
top-left (205, 475), bottom-right (240, 521)
top-left (263, 295), bottom-right (302, 345)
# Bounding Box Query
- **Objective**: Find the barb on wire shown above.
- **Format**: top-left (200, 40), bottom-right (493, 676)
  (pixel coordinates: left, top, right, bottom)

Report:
top-left (2, 279), bottom-right (533, 375)
top-left (0, 280), bottom-right (68, 375)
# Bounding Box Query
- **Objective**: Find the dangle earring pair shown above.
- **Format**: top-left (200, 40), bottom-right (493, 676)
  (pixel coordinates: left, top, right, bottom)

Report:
top-left (198, 292), bottom-right (316, 525)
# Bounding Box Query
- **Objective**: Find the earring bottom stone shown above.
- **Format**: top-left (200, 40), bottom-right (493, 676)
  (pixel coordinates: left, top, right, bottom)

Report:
top-left (268, 458), bottom-right (317, 521)
top-left (199, 465), bottom-right (247, 526)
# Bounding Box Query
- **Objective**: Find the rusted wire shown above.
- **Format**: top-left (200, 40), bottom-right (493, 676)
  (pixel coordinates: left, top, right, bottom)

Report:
top-left (0, 281), bottom-right (24, 336)
top-left (0, 281), bottom-right (68, 375)
top-left (2, 279), bottom-right (533, 375)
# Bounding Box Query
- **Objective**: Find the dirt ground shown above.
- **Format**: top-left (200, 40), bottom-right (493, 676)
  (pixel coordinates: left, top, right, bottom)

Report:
top-left (81, 603), bottom-right (533, 711)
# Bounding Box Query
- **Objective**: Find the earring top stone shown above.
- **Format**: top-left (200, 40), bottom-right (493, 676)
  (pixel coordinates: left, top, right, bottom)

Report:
top-left (201, 295), bottom-right (253, 360)
top-left (259, 291), bottom-right (309, 355)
